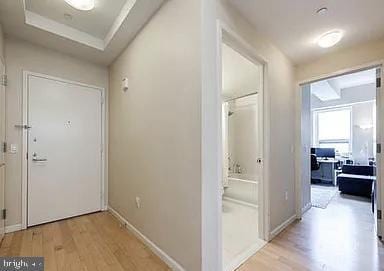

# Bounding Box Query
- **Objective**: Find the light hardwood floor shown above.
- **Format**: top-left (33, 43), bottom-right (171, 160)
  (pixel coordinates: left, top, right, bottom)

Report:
top-left (239, 192), bottom-right (384, 271)
top-left (1, 192), bottom-right (383, 271)
top-left (0, 212), bottom-right (170, 271)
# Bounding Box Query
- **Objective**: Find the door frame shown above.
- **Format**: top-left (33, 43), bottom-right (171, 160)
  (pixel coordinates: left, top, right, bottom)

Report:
top-left (217, 20), bottom-right (271, 261)
top-left (295, 61), bottom-right (384, 237)
top-left (21, 71), bottom-right (107, 230)
top-left (0, 57), bottom-right (6, 240)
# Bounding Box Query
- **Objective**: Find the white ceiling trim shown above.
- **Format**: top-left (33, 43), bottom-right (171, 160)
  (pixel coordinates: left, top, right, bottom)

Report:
top-left (104, 0), bottom-right (136, 46)
top-left (24, 10), bottom-right (104, 50)
top-left (22, 0), bottom-right (138, 51)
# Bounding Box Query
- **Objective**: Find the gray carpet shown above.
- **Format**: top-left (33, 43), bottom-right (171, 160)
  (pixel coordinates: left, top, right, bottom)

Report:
top-left (311, 186), bottom-right (338, 209)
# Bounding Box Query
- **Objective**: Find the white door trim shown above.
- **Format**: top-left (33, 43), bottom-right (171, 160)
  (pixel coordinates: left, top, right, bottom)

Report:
top-left (295, 61), bottom-right (384, 234)
top-left (217, 20), bottom-right (271, 243)
top-left (21, 71), bottom-right (107, 230)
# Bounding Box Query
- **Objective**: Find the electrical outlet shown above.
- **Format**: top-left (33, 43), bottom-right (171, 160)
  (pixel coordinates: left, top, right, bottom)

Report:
top-left (285, 191), bottom-right (288, 201)
top-left (135, 197), bottom-right (141, 209)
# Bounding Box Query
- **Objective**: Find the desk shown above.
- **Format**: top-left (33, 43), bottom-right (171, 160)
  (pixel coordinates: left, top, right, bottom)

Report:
top-left (311, 159), bottom-right (340, 186)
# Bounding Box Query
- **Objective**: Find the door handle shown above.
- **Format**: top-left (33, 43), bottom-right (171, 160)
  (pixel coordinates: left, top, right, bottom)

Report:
top-left (32, 158), bottom-right (48, 162)
top-left (32, 152), bottom-right (47, 162)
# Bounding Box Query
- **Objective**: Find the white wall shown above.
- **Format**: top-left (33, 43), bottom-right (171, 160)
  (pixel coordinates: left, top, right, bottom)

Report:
top-left (4, 37), bottom-right (108, 228)
top-left (218, 0), bottom-right (296, 232)
top-left (108, 1), bottom-right (205, 270)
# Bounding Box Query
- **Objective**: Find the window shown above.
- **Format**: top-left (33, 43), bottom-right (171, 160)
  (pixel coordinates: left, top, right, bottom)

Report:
top-left (313, 108), bottom-right (351, 155)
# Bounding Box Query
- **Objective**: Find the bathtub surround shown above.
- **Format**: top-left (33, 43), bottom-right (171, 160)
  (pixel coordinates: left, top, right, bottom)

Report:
top-left (224, 174), bottom-right (258, 206)
top-left (227, 96), bottom-right (260, 180)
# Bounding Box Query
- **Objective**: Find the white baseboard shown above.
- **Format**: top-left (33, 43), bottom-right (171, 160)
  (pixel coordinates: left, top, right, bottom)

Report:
top-left (108, 206), bottom-right (185, 271)
top-left (269, 214), bottom-right (297, 240)
top-left (301, 202), bottom-right (312, 215)
top-left (5, 224), bottom-right (22, 233)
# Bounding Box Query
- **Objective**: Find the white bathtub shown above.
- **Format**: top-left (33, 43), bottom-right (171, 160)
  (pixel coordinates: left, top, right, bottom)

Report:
top-left (223, 174), bottom-right (258, 206)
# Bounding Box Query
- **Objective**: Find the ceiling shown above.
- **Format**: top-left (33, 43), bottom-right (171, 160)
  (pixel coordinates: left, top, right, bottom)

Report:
top-left (329, 69), bottom-right (376, 90)
top-left (311, 69), bottom-right (376, 102)
top-left (222, 43), bottom-right (262, 100)
top-left (25, 0), bottom-right (127, 39)
top-left (227, 0), bottom-right (384, 64)
top-left (0, 0), bottom-right (165, 65)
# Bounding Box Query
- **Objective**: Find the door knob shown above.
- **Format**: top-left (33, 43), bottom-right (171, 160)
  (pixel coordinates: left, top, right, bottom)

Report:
top-left (32, 152), bottom-right (48, 162)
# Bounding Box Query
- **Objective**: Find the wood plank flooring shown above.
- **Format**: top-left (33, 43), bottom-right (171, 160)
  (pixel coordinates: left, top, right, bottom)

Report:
top-left (2, 192), bottom-right (384, 270)
top-left (238, 192), bottom-right (384, 271)
top-left (0, 212), bottom-right (170, 271)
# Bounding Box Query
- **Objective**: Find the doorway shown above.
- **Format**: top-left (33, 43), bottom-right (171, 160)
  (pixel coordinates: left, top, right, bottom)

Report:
top-left (22, 72), bottom-right (105, 228)
top-left (219, 29), bottom-right (267, 271)
top-left (298, 66), bottom-right (382, 238)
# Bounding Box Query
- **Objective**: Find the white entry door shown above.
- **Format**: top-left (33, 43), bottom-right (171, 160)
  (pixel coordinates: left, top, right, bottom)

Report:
top-left (27, 74), bottom-right (103, 226)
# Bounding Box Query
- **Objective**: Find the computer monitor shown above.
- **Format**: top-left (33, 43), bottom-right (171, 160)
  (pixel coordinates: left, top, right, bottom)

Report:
top-left (313, 148), bottom-right (335, 159)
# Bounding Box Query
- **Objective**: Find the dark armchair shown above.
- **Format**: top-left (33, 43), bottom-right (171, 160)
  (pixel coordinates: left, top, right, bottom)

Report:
top-left (337, 165), bottom-right (375, 198)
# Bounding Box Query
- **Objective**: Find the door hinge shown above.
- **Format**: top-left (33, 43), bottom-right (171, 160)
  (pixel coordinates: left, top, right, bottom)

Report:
top-left (377, 143), bottom-right (382, 154)
top-left (2, 142), bottom-right (6, 153)
top-left (377, 77), bottom-right (382, 88)
top-left (378, 209), bottom-right (382, 220)
top-left (2, 209), bottom-right (6, 220)
top-left (0, 75), bottom-right (7, 87)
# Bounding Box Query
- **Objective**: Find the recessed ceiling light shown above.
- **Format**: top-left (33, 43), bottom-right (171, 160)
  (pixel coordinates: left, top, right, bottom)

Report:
top-left (64, 0), bottom-right (95, 11)
top-left (317, 30), bottom-right (343, 48)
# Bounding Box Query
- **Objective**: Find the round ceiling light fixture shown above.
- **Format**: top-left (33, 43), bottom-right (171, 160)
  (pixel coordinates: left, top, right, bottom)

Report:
top-left (64, 0), bottom-right (95, 11)
top-left (317, 30), bottom-right (343, 48)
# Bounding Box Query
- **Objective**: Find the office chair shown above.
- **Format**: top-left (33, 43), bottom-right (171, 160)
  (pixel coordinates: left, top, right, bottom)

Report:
top-left (311, 154), bottom-right (320, 171)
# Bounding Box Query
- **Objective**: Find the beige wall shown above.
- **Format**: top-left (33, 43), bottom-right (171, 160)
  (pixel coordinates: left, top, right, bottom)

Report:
top-left (4, 37), bottom-right (108, 228)
top-left (108, 0), bottom-right (203, 270)
top-left (218, 1), bottom-right (297, 232)
top-left (296, 38), bottom-right (384, 82)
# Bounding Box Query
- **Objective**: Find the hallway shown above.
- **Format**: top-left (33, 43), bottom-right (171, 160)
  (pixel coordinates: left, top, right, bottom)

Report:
top-left (239, 193), bottom-right (384, 270)
top-left (0, 212), bottom-right (170, 271)
top-left (1, 193), bottom-right (383, 271)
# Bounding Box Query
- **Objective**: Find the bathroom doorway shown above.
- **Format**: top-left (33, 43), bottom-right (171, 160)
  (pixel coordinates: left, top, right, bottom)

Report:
top-left (220, 34), bottom-right (267, 271)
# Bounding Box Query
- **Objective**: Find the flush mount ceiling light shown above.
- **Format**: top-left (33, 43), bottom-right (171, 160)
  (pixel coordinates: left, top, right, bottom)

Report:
top-left (317, 30), bottom-right (343, 48)
top-left (64, 0), bottom-right (95, 11)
